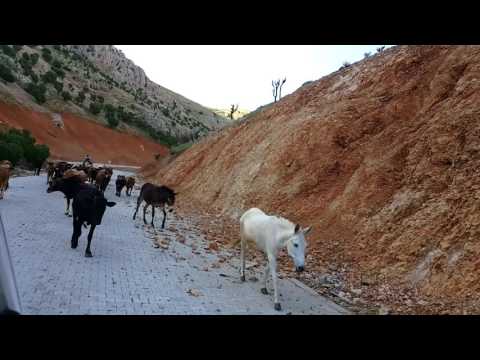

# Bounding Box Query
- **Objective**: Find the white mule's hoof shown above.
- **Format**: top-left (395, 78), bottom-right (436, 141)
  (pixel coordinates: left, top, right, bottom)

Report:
top-left (274, 303), bottom-right (282, 311)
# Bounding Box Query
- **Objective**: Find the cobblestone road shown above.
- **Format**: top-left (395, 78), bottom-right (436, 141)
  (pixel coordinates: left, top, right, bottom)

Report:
top-left (0, 171), bottom-right (347, 315)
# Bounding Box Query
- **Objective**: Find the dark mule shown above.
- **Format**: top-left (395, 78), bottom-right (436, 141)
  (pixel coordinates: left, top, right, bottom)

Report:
top-left (125, 176), bottom-right (135, 196)
top-left (115, 175), bottom-right (127, 197)
top-left (133, 183), bottom-right (176, 228)
top-left (47, 178), bottom-right (116, 257)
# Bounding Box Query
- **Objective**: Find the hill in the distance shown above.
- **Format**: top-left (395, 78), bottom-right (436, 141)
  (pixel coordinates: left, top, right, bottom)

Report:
top-left (0, 45), bottom-right (230, 146)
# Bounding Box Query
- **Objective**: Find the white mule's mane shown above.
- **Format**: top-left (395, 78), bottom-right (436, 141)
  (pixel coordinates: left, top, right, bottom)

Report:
top-left (271, 215), bottom-right (295, 233)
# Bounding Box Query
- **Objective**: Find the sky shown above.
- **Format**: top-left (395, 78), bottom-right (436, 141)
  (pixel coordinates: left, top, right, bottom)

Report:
top-left (115, 45), bottom-right (394, 112)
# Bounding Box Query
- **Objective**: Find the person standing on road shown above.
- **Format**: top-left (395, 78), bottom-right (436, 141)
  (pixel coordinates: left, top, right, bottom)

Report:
top-left (82, 154), bottom-right (93, 167)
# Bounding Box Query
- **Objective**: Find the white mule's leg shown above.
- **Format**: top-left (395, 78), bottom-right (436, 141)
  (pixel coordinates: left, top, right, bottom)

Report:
top-left (261, 262), bottom-right (270, 295)
top-left (268, 254), bottom-right (281, 311)
top-left (240, 235), bottom-right (246, 282)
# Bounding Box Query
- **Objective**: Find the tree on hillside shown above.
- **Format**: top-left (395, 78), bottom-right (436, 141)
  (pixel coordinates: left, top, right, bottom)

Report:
top-left (272, 78), bottom-right (286, 102)
top-left (229, 104), bottom-right (239, 120)
top-left (24, 144), bottom-right (50, 171)
top-left (24, 83), bottom-right (46, 104)
top-left (0, 129), bottom-right (50, 168)
top-left (0, 64), bottom-right (16, 83)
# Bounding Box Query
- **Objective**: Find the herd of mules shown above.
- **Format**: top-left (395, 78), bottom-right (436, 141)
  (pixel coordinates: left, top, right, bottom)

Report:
top-left (4, 159), bottom-right (313, 311)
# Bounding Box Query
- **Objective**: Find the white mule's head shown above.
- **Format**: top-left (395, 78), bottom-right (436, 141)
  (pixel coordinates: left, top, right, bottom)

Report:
top-left (286, 224), bottom-right (312, 272)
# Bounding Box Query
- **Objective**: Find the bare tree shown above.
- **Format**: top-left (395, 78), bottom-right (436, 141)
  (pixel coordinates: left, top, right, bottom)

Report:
top-left (272, 78), bottom-right (287, 102)
top-left (278, 78), bottom-right (286, 100)
top-left (229, 104), bottom-right (239, 120)
top-left (272, 80), bottom-right (280, 102)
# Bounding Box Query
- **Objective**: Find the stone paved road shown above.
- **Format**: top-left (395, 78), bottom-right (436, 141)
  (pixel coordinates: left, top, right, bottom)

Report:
top-left (0, 170), bottom-right (348, 315)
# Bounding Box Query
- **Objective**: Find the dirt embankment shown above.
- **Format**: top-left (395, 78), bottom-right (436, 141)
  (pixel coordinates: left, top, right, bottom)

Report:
top-left (142, 45), bottom-right (480, 314)
top-left (0, 101), bottom-right (169, 166)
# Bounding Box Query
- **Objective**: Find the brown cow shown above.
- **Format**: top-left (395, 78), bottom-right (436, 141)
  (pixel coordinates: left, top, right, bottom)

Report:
top-left (61, 169), bottom-right (88, 216)
top-left (95, 167), bottom-right (113, 193)
top-left (0, 160), bottom-right (13, 200)
top-left (126, 176), bottom-right (135, 196)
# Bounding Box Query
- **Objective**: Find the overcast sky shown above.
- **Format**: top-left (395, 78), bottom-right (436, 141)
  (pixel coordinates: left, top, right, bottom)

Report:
top-left (115, 45), bottom-right (393, 111)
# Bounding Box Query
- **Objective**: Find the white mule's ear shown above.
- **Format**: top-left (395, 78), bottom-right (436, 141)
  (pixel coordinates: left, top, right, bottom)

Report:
top-left (303, 226), bottom-right (312, 235)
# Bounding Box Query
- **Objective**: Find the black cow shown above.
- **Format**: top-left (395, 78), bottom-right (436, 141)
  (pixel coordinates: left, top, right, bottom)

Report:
top-left (133, 183), bottom-right (176, 228)
top-left (47, 178), bottom-right (116, 257)
top-left (115, 175), bottom-right (127, 197)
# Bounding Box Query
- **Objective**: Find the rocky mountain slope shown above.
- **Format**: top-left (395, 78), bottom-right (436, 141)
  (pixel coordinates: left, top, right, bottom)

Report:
top-left (0, 45), bottom-right (229, 146)
top-left (141, 45), bottom-right (480, 314)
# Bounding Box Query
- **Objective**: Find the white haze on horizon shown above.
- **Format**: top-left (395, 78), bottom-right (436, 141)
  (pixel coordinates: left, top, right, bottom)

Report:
top-left (115, 45), bottom-right (393, 112)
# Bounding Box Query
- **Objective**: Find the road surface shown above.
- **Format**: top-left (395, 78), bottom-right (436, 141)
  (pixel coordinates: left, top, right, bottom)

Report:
top-left (0, 170), bottom-right (348, 315)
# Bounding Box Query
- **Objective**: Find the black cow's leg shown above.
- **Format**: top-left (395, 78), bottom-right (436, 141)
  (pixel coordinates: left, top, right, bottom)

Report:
top-left (143, 204), bottom-right (148, 224)
top-left (85, 225), bottom-right (96, 257)
top-left (162, 208), bottom-right (167, 229)
top-left (65, 198), bottom-right (72, 216)
top-left (71, 217), bottom-right (81, 249)
top-left (133, 200), bottom-right (141, 220)
top-left (133, 190), bottom-right (143, 220)
top-left (151, 206), bottom-right (155, 227)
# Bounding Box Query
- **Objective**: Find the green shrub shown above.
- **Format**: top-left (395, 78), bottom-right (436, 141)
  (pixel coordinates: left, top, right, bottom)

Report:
top-left (30, 53), bottom-right (39, 66)
top-left (24, 82), bottom-right (46, 104)
top-left (53, 81), bottom-right (63, 93)
top-left (41, 48), bottom-right (52, 63)
top-left (30, 72), bottom-right (38, 83)
top-left (0, 45), bottom-right (16, 58)
top-left (106, 113), bottom-right (119, 128)
top-left (0, 64), bottom-right (16, 83)
top-left (52, 66), bottom-right (65, 78)
top-left (76, 91), bottom-right (85, 104)
top-left (41, 70), bottom-right (57, 84)
top-left (0, 129), bottom-right (49, 168)
top-left (0, 141), bottom-right (23, 165)
top-left (24, 143), bottom-right (50, 169)
top-left (61, 91), bottom-right (72, 101)
top-left (89, 102), bottom-right (103, 115)
top-left (13, 45), bottom-right (22, 53)
top-left (52, 59), bottom-right (61, 68)
top-left (19, 53), bottom-right (34, 75)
